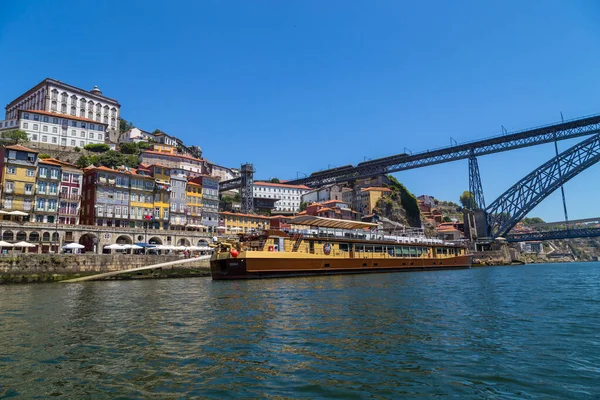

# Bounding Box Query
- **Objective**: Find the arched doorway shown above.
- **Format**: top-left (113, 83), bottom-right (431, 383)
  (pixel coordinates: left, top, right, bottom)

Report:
top-left (79, 233), bottom-right (98, 253)
top-left (116, 235), bottom-right (132, 244)
top-left (2, 231), bottom-right (13, 241)
top-left (197, 239), bottom-right (209, 247)
top-left (29, 232), bottom-right (40, 242)
top-left (16, 231), bottom-right (27, 241)
top-left (148, 237), bottom-right (162, 245)
top-left (42, 232), bottom-right (51, 242)
top-left (178, 238), bottom-right (191, 247)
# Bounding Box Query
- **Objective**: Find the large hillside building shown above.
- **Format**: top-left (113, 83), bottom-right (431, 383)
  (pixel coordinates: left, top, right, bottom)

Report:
top-left (4, 78), bottom-right (120, 141)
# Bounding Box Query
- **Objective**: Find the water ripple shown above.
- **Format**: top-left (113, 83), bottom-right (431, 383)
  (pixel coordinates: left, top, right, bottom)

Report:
top-left (0, 263), bottom-right (599, 398)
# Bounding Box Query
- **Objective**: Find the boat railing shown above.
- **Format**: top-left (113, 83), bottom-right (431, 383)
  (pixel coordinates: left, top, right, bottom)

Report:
top-left (284, 227), bottom-right (446, 246)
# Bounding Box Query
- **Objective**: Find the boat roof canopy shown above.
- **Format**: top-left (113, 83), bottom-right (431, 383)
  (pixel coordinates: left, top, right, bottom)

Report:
top-left (289, 215), bottom-right (378, 230)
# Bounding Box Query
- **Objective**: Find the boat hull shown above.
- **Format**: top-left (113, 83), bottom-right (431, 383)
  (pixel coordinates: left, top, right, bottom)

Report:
top-left (211, 254), bottom-right (471, 280)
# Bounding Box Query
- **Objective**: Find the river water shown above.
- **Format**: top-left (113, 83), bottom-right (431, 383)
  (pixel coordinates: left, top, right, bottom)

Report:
top-left (0, 262), bottom-right (599, 399)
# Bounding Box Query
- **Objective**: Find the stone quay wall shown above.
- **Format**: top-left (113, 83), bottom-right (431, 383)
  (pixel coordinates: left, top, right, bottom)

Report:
top-left (0, 254), bottom-right (211, 284)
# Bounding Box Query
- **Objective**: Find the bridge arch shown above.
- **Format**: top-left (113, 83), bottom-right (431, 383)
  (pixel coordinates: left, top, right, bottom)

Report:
top-left (487, 133), bottom-right (600, 237)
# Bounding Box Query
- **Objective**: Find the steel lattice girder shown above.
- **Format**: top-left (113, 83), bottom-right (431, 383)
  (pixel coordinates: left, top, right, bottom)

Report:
top-left (487, 134), bottom-right (600, 238)
top-left (506, 227), bottom-right (600, 242)
top-left (468, 155), bottom-right (486, 210)
top-left (219, 177), bottom-right (242, 191)
top-left (287, 114), bottom-right (600, 187)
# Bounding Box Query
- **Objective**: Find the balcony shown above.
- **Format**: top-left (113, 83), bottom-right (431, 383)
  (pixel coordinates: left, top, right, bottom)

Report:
top-left (60, 193), bottom-right (81, 201)
top-left (58, 208), bottom-right (78, 215)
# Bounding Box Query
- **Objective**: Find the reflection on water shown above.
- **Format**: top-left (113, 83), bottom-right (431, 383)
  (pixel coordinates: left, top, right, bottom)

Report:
top-left (0, 263), bottom-right (599, 398)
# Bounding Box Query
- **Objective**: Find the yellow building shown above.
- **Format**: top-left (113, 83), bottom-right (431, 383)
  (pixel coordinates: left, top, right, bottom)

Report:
top-left (128, 167), bottom-right (155, 228)
top-left (149, 164), bottom-right (171, 229)
top-left (360, 187), bottom-right (392, 214)
top-left (186, 181), bottom-right (203, 229)
top-left (0, 144), bottom-right (39, 217)
top-left (219, 212), bottom-right (270, 234)
top-left (151, 143), bottom-right (178, 154)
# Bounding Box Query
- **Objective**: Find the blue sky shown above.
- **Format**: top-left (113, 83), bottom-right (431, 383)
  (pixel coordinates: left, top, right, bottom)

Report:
top-left (1, 0), bottom-right (599, 222)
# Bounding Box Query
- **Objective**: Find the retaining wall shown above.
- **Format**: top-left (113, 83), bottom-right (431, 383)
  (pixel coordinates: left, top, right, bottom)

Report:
top-left (0, 254), bottom-right (211, 284)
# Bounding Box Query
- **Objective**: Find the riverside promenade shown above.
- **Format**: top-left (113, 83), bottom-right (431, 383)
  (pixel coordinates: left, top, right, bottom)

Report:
top-left (0, 220), bottom-right (214, 254)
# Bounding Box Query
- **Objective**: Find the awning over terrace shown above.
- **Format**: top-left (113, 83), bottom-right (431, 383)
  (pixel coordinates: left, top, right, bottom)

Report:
top-left (289, 215), bottom-right (378, 230)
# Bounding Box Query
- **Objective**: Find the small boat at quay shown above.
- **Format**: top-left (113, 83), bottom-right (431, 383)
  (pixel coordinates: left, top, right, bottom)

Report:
top-left (210, 216), bottom-right (471, 280)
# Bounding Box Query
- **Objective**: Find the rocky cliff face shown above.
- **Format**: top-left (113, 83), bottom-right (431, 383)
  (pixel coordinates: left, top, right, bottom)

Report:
top-left (372, 176), bottom-right (422, 228)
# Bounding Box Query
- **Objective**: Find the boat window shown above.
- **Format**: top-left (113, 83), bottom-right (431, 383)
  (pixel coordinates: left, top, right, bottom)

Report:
top-left (409, 247), bottom-right (417, 257)
top-left (355, 244), bottom-right (364, 252)
top-left (394, 246), bottom-right (403, 257)
top-left (374, 245), bottom-right (383, 253)
top-left (364, 245), bottom-right (374, 253)
top-left (387, 247), bottom-right (394, 256)
top-left (339, 243), bottom-right (349, 252)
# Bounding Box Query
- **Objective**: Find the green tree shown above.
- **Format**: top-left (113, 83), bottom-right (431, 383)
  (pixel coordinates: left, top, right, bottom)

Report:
top-left (119, 142), bottom-right (139, 154)
top-left (443, 216), bottom-right (452, 223)
top-left (137, 141), bottom-right (151, 150)
top-left (270, 177), bottom-right (280, 183)
top-left (38, 153), bottom-right (51, 159)
top-left (84, 143), bottom-right (110, 153)
top-left (98, 150), bottom-right (123, 168)
top-left (299, 202), bottom-right (308, 211)
top-left (522, 217), bottom-right (545, 225)
top-left (459, 191), bottom-right (475, 208)
top-left (1, 129), bottom-right (29, 144)
top-left (119, 118), bottom-right (134, 133)
top-left (124, 154), bottom-right (140, 168)
top-left (75, 155), bottom-right (91, 169)
top-left (74, 146), bottom-right (81, 152)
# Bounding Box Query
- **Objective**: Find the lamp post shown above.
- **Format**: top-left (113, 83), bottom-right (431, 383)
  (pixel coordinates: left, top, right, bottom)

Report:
top-left (54, 210), bottom-right (59, 253)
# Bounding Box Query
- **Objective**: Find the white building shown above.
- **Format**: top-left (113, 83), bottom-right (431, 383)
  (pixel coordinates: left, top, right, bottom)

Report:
top-left (0, 110), bottom-right (108, 149)
top-left (120, 127), bottom-right (154, 143)
top-left (4, 78), bottom-right (121, 141)
top-left (140, 151), bottom-right (208, 177)
top-left (253, 182), bottom-right (311, 212)
top-left (301, 183), bottom-right (345, 204)
top-left (208, 162), bottom-right (239, 182)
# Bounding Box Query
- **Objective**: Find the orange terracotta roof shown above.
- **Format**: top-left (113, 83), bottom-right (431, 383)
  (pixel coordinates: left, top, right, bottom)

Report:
top-left (38, 159), bottom-right (63, 167)
top-left (254, 181), bottom-right (311, 190)
top-left (44, 158), bottom-right (79, 169)
top-left (23, 110), bottom-right (108, 126)
top-left (4, 144), bottom-right (37, 153)
top-left (321, 200), bottom-right (347, 205)
top-left (187, 182), bottom-right (202, 187)
top-left (361, 187), bottom-right (392, 193)
top-left (317, 207), bottom-right (334, 212)
top-left (297, 211), bottom-right (307, 215)
top-left (270, 215), bottom-right (290, 219)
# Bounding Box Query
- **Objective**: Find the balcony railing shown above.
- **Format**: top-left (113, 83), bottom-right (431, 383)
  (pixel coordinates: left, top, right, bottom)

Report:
top-left (58, 208), bottom-right (78, 215)
top-left (59, 193), bottom-right (81, 201)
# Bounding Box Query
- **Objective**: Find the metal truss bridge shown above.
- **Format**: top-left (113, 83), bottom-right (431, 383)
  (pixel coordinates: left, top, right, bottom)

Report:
top-left (506, 227), bottom-right (600, 242)
top-left (219, 113), bottom-right (600, 241)
top-left (285, 114), bottom-right (600, 187)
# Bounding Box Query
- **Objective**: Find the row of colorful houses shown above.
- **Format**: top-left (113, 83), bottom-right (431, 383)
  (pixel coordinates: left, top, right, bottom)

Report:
top-left (0, 144), bottom-right (221, 232)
